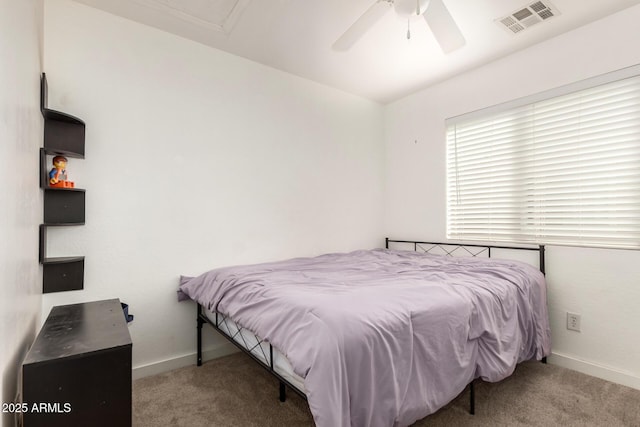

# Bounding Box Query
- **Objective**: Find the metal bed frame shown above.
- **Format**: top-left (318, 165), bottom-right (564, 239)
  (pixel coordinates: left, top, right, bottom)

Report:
top-left (196, 238), bottom-right (547, 417)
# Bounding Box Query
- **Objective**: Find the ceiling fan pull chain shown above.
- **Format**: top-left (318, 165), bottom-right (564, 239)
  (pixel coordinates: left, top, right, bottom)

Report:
top-left (416, 0), bottom-right (421, 15)
top-left (407, 18), bottom-right (411, 39)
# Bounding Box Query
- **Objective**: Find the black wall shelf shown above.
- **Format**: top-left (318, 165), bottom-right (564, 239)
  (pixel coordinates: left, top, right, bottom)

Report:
top-left (43, 190), bottom-right (86, 225)
top-left (39, 73), bottom-right (86, 294)
top-left (43, 115), bottom-right (85, 157)
top-left (42, 258), bottom-right (85, 294)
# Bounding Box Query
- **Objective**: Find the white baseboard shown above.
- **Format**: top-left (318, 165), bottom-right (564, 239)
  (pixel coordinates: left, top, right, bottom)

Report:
top-left (549, 351), bottom-right (640, 391)
top-left (132, 342), bottom-right (239, 380)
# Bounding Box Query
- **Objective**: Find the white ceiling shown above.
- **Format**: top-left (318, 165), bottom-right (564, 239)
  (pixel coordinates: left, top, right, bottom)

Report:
top-left (71, 0), bottom-right (640, 103)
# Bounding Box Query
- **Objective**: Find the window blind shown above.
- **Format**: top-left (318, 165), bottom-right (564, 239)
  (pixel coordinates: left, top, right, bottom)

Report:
top-left (446, 69), bottom-right (640, 249)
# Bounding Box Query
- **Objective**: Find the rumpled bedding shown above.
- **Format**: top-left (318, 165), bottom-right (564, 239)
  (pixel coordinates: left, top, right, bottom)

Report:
top-left (179, 249), bottom-right (551, 427)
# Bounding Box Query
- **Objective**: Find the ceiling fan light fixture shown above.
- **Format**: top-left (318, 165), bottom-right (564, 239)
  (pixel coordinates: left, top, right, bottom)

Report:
top-left (394, 0), bottom-right (430, 18)
top-left (332, 0), bottom-right (465, 54)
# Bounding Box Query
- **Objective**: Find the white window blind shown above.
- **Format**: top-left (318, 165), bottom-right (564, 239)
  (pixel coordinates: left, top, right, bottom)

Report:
top-left (446, 69), bottom-right (640, 249)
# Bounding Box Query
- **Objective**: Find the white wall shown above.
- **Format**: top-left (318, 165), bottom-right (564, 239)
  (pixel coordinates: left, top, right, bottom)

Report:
top-left (384, 5), bottom-right (640, 389)
top-left (41, 0), bottom-right (384, 375)
top-left (0, 0), bottom-right (44, 425)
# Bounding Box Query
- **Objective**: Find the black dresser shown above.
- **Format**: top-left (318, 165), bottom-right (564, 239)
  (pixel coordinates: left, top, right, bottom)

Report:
top-left (22, 299), bottom-right (132, 427)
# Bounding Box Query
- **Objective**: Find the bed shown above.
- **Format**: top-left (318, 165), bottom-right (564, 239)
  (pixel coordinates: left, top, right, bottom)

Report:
top-left (178, 239), bottom-right (551, 427)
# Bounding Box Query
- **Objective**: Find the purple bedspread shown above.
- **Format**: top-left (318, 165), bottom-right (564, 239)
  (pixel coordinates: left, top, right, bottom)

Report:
top-left (179, 249), bottom-right (551, 427)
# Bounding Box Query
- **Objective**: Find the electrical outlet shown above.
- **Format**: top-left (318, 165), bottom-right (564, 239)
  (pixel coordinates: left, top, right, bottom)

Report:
top-left (567, 312), bottom-right (581, 332)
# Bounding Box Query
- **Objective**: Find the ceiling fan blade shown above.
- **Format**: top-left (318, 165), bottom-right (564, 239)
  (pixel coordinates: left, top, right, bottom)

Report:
top-left (332, 1), bottom-right (392, 51)
top-left (424, 0), bottom-right (466, 53)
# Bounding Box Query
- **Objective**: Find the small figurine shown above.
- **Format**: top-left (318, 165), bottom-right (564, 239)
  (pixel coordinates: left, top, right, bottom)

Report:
top-left (49, 155), bottom-right (75, 188)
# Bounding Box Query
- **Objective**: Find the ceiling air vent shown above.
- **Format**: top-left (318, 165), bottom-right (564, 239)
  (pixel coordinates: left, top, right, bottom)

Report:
top-left (497, 1), bottom-right (560, 35)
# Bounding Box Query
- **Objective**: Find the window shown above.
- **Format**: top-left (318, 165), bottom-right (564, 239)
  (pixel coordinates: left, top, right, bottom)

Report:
top-left (446, 66), bottom-right (640, 249)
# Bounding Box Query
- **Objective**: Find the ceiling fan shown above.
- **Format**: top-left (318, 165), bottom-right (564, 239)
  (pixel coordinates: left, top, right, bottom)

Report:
top-left (333, 0), bottom-right (466, 54)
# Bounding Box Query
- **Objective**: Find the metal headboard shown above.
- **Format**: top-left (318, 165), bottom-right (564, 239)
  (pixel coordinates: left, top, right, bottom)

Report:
top-left (385, 238), bottom-right (546, 275)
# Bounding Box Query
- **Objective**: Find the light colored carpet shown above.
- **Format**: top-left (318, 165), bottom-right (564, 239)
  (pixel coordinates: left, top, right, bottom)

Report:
top-left (133, 352), bottom-right (640, 426)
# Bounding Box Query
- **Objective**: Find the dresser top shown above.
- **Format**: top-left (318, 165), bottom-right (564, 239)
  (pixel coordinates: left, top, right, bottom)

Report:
top-left (24, 299), bottom-right (132, 365)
